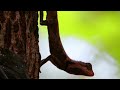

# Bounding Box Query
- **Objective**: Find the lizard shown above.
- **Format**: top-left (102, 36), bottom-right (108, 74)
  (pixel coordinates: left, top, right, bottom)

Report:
top-left (40, 11), bottom-right (94, 76)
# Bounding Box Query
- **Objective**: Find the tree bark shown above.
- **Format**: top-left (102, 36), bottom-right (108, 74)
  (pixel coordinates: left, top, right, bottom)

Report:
top-left (0, 11), bottom-right (41, 79)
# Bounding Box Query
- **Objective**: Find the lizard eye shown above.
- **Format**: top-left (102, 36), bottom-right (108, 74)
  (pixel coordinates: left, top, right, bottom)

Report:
top-left (86, 63), bottom-right (92, 70)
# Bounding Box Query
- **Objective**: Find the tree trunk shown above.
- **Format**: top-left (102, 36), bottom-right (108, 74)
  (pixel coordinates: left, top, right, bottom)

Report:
top-left (0, 11), bottom-right (41, 79)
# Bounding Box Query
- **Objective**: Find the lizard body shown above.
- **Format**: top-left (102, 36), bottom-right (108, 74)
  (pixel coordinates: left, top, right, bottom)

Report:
top-left (40, 11), bottom-right (94, 76)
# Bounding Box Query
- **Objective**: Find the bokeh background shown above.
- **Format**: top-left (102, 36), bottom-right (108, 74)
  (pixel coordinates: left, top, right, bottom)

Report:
top-left (38, 11), bottom-right (120, 79)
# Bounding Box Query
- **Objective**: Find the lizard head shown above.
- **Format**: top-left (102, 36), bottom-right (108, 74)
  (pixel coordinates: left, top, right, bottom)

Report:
top-left (66, 60), bottom-right (94, 76)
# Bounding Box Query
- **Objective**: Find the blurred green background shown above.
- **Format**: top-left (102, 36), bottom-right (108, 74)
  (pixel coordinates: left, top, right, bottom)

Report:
top-left (38, 11), bottom-right (120, 79)
top-left (58, 11), bottom-right (120, 64)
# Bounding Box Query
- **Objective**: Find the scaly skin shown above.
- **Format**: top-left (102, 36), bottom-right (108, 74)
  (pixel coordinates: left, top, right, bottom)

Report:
top-left (40, 11), bottom-right (94, 76)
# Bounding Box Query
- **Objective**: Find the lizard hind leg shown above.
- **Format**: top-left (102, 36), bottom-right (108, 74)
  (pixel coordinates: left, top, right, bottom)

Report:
top-left (40, 11), bottom-right (47, 26)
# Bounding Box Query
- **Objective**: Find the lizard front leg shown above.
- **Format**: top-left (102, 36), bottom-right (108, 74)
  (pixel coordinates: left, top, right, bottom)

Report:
top-left (40, 55), bottom-right (51, 67)
top-left (40, 55), bottom-right (67, 71)
top-left (40, 55), bottom-right (61, 67)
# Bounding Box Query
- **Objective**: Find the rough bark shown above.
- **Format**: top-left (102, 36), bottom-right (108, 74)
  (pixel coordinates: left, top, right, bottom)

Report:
top-left (0, 11), bottom-right (41, 79)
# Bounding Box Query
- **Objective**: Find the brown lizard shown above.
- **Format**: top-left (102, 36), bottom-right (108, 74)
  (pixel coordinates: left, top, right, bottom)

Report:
top-left (0, 48), bottom-right (29, 79)
top-left (40, 11), bottom-right (94, 76)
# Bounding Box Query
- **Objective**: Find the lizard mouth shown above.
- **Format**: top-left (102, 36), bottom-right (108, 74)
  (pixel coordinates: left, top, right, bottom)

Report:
top-left (66, 61), bottom-right (94, 76)
top-left (80, 63), bottom-right (94, 76)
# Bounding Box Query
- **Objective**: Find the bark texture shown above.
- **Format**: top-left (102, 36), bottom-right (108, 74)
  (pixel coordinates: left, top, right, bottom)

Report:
top-left (0, 11), bottom-right (41, 79)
